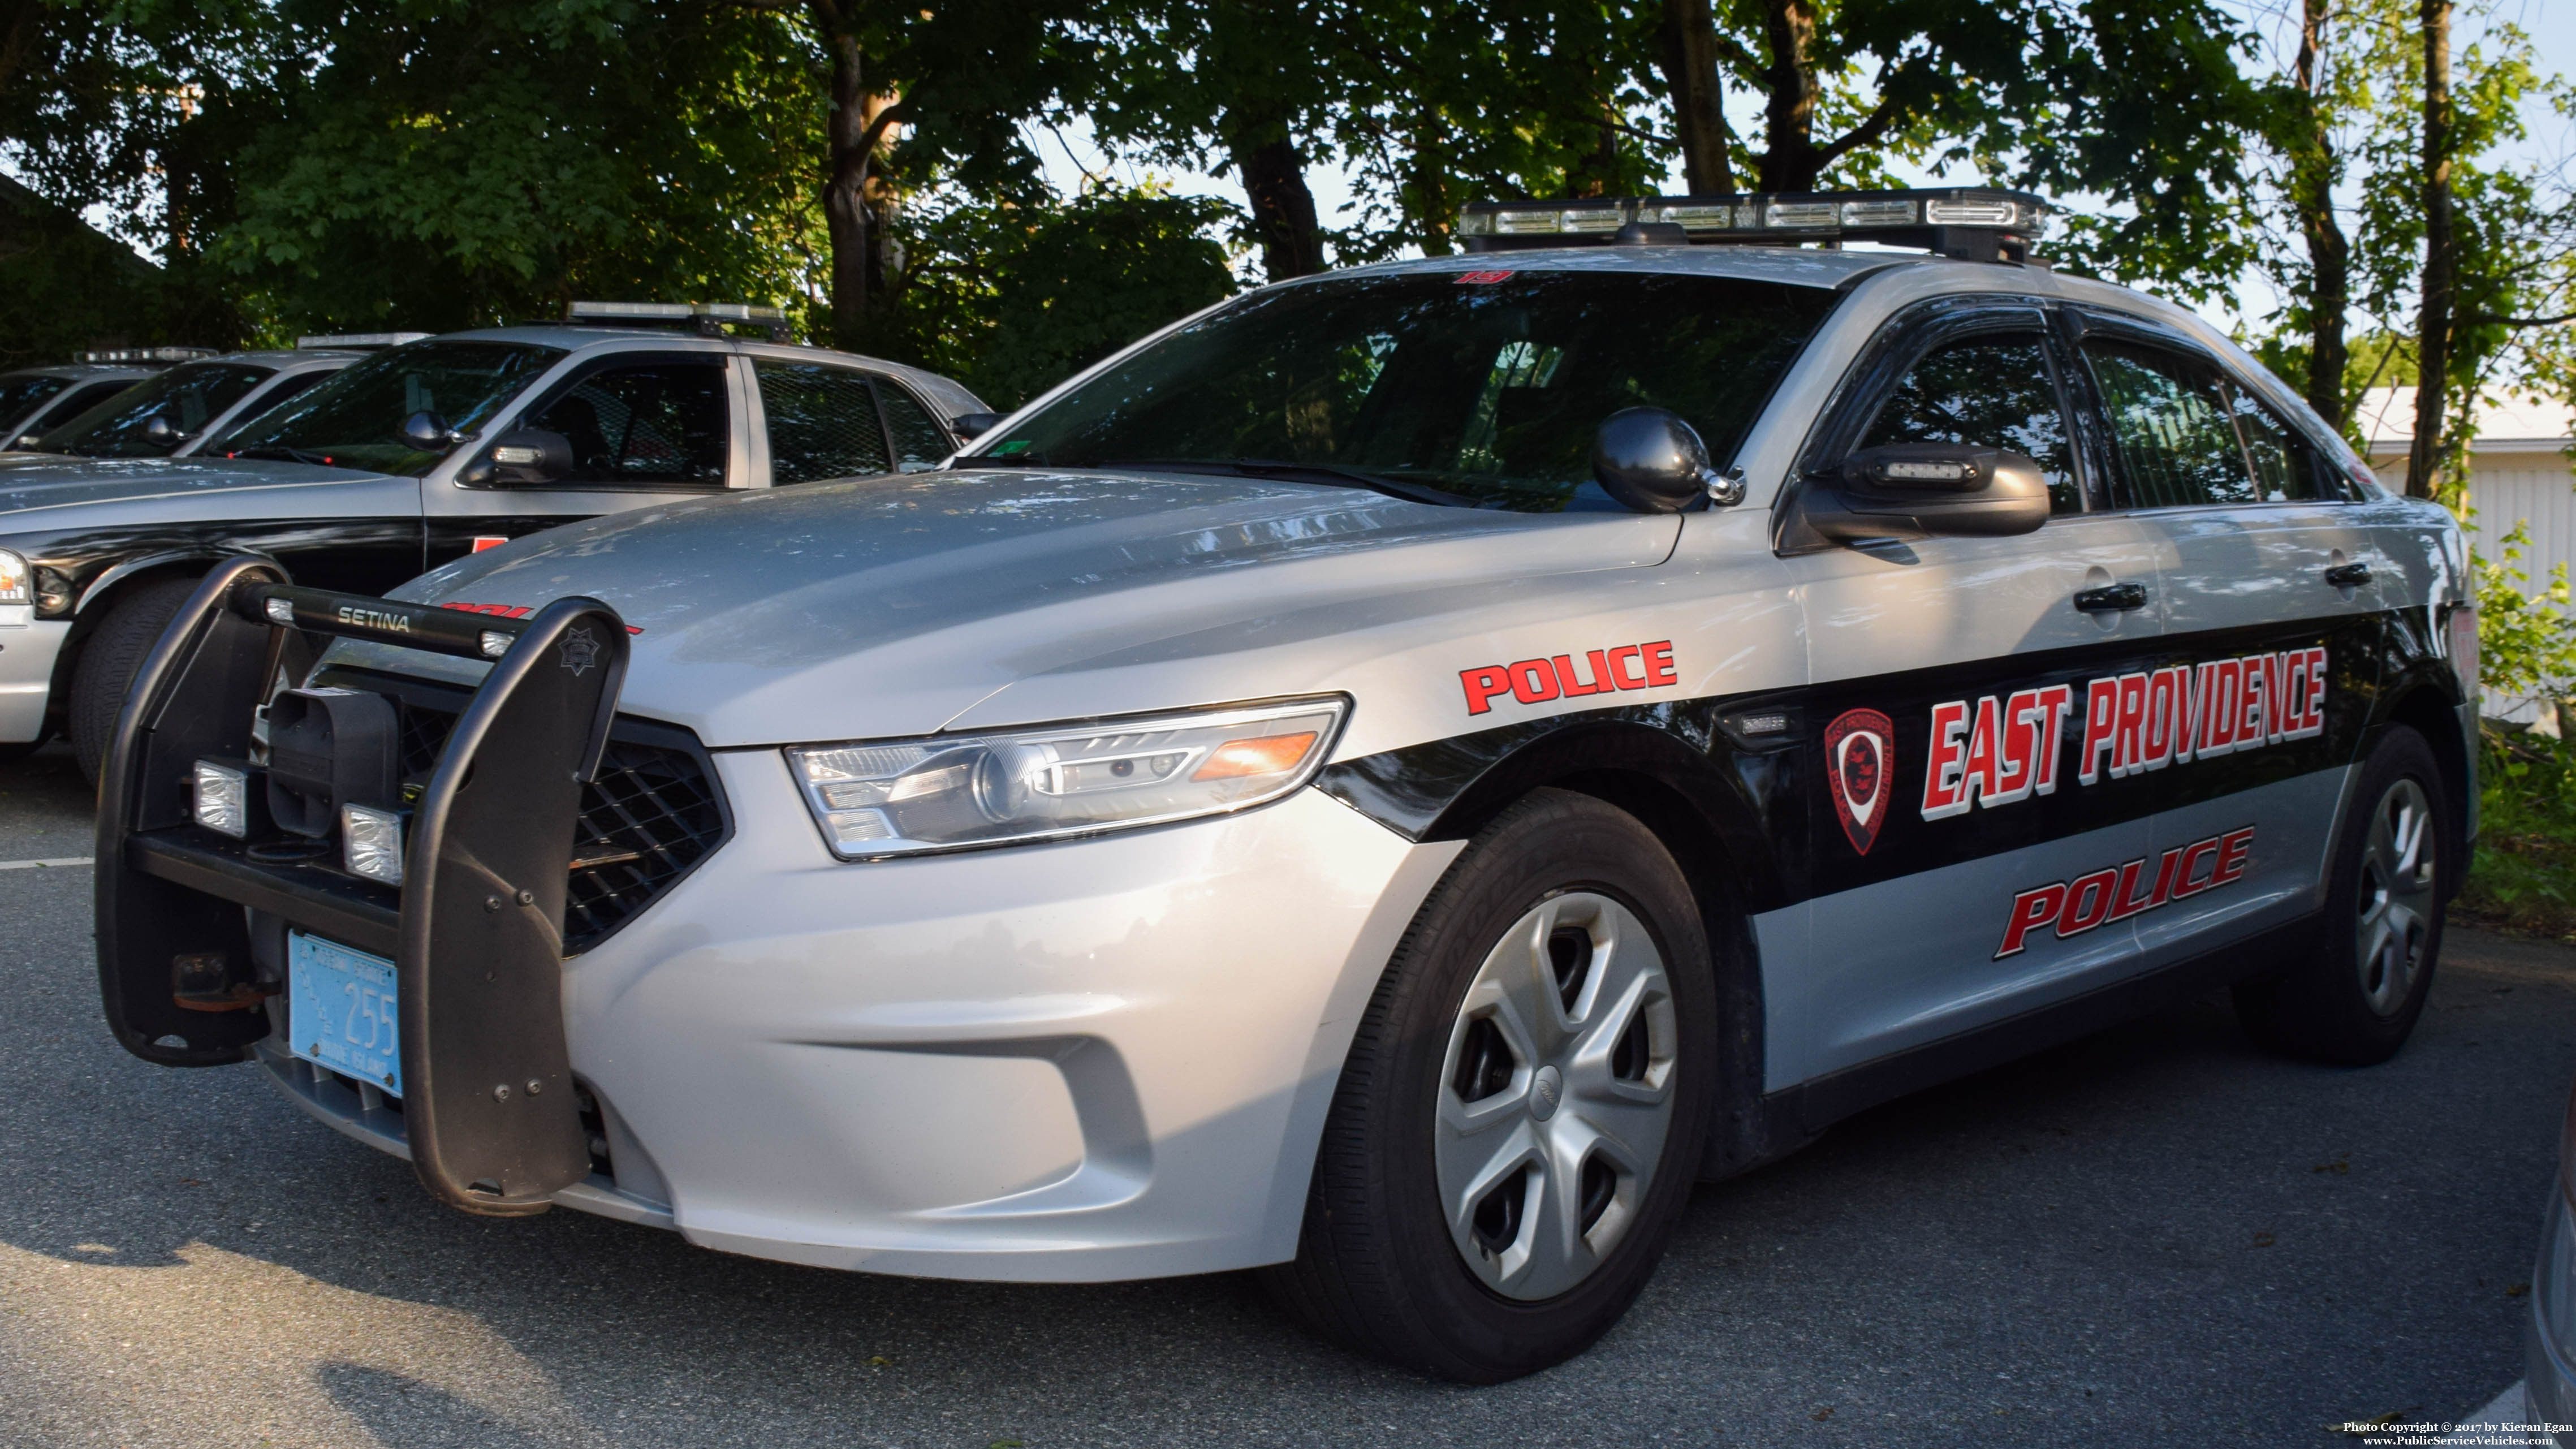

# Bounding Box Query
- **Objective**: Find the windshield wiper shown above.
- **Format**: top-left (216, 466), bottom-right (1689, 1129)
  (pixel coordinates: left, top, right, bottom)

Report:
top-left (226, 445), bottom-right (336, 467)
top-left (1098, 458), bottom-right (1475, 509)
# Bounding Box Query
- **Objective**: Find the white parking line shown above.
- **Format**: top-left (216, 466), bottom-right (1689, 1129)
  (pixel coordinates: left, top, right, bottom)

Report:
top-left (0, 857), bottom-right (93, 871)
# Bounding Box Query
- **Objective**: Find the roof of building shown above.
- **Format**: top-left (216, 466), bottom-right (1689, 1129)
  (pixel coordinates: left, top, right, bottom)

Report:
top-left (2355, 386), bottom-right (2574, 458)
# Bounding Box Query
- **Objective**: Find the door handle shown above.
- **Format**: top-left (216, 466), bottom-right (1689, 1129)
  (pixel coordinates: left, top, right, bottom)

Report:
top-left (2073, 581), bottom-right (2150, 613)
top-left (2324, 562), bottom-right (2372, 588)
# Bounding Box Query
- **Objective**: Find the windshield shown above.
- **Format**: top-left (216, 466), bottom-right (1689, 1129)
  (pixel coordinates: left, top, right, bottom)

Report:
top-left (978, 269), bottom-right (1841, 511)
top-left (221, 340), bottom-right (564, 476)
top-left (0, 374), bottom-right (70, 424)
top-left (38, 361), bottom-right (273, 458)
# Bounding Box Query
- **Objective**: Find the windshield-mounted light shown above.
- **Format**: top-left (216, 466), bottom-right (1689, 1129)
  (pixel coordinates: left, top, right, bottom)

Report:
top-left (785, 697), bottom-right (1349, 861)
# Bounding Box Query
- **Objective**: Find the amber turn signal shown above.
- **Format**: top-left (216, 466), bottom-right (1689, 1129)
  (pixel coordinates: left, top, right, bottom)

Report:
top-left (1193, 732), bottom-right (1320, 781)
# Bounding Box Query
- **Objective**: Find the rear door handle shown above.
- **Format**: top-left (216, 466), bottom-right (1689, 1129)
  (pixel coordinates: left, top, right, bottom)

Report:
top-left (2324, 562), bottom-right (2372, 587)
top-left (2073, 581), bottom-right (2150, 613)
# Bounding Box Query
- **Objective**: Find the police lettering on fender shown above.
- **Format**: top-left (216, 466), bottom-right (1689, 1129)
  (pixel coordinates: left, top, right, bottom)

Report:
top-left (1459, 640), bottom-right (1676, 715)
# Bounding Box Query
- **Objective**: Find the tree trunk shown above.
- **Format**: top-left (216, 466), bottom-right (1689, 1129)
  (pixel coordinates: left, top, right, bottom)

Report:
top-left (818, 6), bottom-right (894, 352)
top-left (1232, 127), bottom-right (1326, 283)
top-left (1754, 0), bottom-right (1820, 193)
top-left (1659, 0), bottom-right (1734, 195)
top-left (2289, 0), bottom-right (2350, 432)
top-left (2406, 0), bottom-right (2454, 499)
top-left (1403, 139), bottom-right (1454, 256)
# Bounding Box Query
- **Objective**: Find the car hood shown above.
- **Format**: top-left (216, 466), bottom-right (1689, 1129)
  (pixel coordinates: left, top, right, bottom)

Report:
top-left (346, 468), bottom-right (1681, 747)
top-left (0, 455), bottom-right (405, 531)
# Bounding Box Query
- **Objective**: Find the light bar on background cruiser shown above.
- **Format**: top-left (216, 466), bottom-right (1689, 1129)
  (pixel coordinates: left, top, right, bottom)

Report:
top-left (1457, 187), bottom-right (2051, 261)
top-left (565, 300), bottom-right (794, 340)
top-left (76, 347), bottom-right (218, 364)
top-left (786, 697), bottom-right (1349, 860)
top-left (296, 333), bottom-right (432, 350)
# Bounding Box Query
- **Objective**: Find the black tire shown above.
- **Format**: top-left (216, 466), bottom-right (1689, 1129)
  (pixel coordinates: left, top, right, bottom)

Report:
top-left (1263, 788), bottom-right (1720, 1382)
top-left (2233, 724), bottom-right (2451, 1066)
top-left (70, 575), bottom-right (202, 785)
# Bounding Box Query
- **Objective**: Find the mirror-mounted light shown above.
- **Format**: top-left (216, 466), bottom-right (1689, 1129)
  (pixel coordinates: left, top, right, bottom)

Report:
top-left (1797, 444), bottom-right (2053, 544)
top-left (144, 412), bottom-right (187, 446)
top-left (950, 412), bottom-right (1002, 440)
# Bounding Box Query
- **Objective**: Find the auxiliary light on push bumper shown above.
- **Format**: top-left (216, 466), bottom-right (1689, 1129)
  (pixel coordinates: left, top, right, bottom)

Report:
top-left (94, 555), bottom-right (630, 1216)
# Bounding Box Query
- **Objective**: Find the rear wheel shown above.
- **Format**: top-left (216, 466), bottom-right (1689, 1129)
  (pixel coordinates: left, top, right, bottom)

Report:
top-left (70, 575), bottom-right (202, 785)
top-left (2234, 725), bottom-right (2450, 1066)
top-left (1264, 788), bottom-right (1718, 1381)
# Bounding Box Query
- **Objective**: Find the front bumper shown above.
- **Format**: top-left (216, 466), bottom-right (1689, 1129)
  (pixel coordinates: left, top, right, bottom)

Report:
top-left (523, 753), bottom-right (1456, 1281)
top-left (0, 617), bottom-right (66, 743)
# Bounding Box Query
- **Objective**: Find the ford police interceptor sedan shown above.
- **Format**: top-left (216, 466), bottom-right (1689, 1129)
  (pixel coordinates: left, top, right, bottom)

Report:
top-left (97, 189), bottom-right (2475, 1383)
top-left (2, 307), bottom-right (983, 777)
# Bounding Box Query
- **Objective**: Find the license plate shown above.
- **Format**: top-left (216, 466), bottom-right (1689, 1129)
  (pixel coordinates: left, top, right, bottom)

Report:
top-left (288, 932), bottom-right (402, 1097)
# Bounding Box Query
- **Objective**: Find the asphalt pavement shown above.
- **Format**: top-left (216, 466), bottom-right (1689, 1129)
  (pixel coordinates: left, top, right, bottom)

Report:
top-left (2, 735), bottom-right (2569, 1447)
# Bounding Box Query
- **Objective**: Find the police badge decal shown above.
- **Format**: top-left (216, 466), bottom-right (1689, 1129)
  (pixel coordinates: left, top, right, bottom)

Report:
top-left (1823, 708), bottom-right (1893, 855)
top-left (558, 627), bottom-right (600, 676)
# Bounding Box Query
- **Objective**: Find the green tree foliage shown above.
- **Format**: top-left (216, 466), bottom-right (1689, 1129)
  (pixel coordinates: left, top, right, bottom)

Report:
top-left (883, 184), bottom-right (1235, 407)
top-left (216, 1), bottom-right (827, 338)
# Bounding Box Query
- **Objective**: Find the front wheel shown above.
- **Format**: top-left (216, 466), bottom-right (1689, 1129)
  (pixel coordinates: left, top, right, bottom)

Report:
top-left (2234, 724), bottom-right (2452, 1066)
top-left (69, 575), bottom-right (202, 785)
top-left (1264, 788), bottom-right (1719, 1382)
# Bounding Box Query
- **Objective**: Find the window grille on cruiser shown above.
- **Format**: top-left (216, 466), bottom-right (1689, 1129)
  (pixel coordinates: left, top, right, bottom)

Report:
top-left (395, 698), bottom-right (728, 952)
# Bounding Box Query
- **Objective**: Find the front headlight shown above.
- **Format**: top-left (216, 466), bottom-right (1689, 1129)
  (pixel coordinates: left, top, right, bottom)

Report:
top-left (786, 696), bottom-right (1348, 860)
top-left (0, 549), bottom-right (28, 606)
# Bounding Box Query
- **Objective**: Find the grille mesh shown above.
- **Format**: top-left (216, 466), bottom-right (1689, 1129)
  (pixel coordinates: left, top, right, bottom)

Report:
top-left (396, 705), bottom-right (727, 952)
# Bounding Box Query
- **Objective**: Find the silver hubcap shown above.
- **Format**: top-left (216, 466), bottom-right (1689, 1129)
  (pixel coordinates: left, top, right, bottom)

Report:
top-left (1435, 891), bottom-right (1676, 1301)
top-left (2355, 777), bottom-right (2437, 1016)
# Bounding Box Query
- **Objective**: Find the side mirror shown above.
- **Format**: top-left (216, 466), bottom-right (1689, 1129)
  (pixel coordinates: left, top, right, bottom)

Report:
top-left (400, 410), bottom-right (455, 451)
top-left (144, 412), bottom-right (187, 446)
top-left (1796, 444), bottom-right (2051, 544)
top-left (459, 429), bottom-right (573, 488)
top-left (950, 411), bottom-right (1001, 441)
top-left (1591, 406), bottom-right (1741, 514)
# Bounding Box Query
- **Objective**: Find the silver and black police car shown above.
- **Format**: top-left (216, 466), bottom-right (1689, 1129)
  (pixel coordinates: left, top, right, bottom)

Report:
top-left (2, 304), bottom-right (985, 775)
top-left (96, 189), bottom-right (2473, 1383)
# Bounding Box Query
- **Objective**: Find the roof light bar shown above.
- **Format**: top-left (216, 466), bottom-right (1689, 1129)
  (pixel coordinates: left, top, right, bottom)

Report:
top-left (564, 300), bottom-right (795, 342)
top-left (76, 347), bottom-right (218, 365)
top-left (1459, 187), bottom-right (2051, 263)
top-left (296, 332), bottom-right (432, 350)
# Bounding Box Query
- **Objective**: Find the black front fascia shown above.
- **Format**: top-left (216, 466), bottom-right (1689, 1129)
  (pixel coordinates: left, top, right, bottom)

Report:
top-left (18, 517), bottom-right (427, 607)
top-left (1319, 611), bottom-right (2406, 915)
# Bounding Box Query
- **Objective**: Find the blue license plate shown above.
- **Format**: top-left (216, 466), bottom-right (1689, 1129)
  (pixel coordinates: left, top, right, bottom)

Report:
top-left (288, 932), bottom-right (402, 1097)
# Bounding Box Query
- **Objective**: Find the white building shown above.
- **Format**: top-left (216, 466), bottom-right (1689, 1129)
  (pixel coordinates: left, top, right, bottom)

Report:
top-left (2354, 387), bottom-right (2574, 721)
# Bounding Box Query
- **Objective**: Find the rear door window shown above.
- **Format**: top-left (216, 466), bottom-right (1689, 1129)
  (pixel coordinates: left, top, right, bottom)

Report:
top-left (524, 359), bottom-right (731, 487)
top-left (2082, 339), bottom-right (2325, 509)
top-left (875, 383), bottom-right (953, 472)
top-left (1856, 332), bottom-right (2083, 513)
top-left (756, 361), bottom-right (891, 484)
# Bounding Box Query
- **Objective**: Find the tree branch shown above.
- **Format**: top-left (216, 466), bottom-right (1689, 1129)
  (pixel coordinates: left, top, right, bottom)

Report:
top-left (2462, 310), bottom-right (2576, 327)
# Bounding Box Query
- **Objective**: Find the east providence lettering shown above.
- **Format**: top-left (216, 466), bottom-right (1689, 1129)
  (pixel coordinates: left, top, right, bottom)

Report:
top-left (1923, 645), bottom-right (2329, 820)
